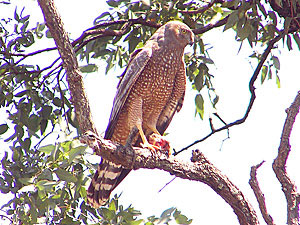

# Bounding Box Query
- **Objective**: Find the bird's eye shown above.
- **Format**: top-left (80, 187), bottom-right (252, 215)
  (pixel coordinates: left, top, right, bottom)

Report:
top-left (182, 29), bottom-right (187, 34)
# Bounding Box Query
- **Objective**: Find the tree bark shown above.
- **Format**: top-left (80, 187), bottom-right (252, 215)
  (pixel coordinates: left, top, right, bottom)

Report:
top-left (273, 91), bottom-right (300, 225)
top-left (37, 0), bottom-right (97, 135)
top-left (81, 131), bottom-right (259, 225)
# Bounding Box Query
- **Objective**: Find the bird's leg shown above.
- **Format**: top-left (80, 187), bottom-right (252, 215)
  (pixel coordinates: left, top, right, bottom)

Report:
top-left (128, 97), bottom-right (160, 152)
top-left (125, 127), bottom-right (138, 148)
top-left (125, 127), bottom-right (138, 169)
top-left (136, 123), bottom-right (160, 152)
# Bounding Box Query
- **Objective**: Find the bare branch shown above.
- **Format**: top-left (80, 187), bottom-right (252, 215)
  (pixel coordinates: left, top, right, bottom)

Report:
top-left (249, 161), bottom-right (275, 225)
top-left (273, 91), bottom-right (300, 225)
top-left (81, 131), bottom-right (259, 225)
top-left (176, 33), bottom-right (283, 155)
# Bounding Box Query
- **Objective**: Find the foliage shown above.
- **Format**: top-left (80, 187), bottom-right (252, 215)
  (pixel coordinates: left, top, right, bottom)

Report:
top-left (0, 0), bottom-right (299, 224)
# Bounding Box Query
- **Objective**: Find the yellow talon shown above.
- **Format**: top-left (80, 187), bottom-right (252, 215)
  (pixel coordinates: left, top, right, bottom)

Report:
top-left (141, 141), bottom-right (160, 151)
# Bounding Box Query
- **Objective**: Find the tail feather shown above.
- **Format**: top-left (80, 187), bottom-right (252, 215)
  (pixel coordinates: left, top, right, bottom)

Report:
top-left (87, 159), bottom-right (129, 208)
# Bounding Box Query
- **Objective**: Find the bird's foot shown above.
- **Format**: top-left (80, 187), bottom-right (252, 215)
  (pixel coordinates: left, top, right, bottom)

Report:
top-left (148, 133), bottom-right (171, 157)
top-left (141, 141), bottom-right (161, 152)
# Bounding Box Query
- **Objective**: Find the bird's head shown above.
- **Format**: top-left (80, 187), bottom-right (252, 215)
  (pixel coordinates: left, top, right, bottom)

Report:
top-left (163, 21), bottom-right (194, 47)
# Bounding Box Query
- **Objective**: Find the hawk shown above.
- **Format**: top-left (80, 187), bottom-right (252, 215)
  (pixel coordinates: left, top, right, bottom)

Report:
top-left (87, 21), bottom-right (194, 207)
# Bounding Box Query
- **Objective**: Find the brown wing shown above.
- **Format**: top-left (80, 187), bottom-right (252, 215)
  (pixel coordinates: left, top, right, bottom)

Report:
top-left (156, 93), bottom-right (185, 135)
top-left (156, 64), bottom-right (186, 135)
top-left (105, 47), bottom-right (152, 139)
top-left (88, 47), bottom-right (152, 208)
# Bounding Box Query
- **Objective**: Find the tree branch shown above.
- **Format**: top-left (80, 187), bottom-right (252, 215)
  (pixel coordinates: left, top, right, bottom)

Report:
top-left (273, 91), bottom-right (300, 225)
top-left (249, 161), bottom-right (275, 225)
top-left (179, 0), bottom-right (225, 15)
top-left (175, 33), bottom-right (283, 155)
top-left (81, 131), bottom-right (259, 225)
top-left (37, 0), bottom-right (97, 135)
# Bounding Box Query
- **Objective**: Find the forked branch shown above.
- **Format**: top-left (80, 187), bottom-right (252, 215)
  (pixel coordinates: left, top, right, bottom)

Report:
top-left (273, 91), bottom-right (300, 225)
top-left (176, 34), bottom-right (283, 155)
top-left (249, 161), bottom-right (275, 225)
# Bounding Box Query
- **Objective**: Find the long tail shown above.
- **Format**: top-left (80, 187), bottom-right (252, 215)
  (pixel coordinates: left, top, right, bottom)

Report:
top-left (87, 159), bottom-right (130, 207)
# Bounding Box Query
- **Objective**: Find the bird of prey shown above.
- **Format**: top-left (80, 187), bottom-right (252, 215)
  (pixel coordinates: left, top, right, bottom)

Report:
top-left (87, 20), bottom-right (194, 208)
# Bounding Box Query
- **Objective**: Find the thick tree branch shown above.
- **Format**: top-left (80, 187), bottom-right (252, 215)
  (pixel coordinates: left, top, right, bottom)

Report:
top-left (175, 33), bottom-right (283, 155)
top-left (273, 91), bottom-right (300, 225)
top-left (249, 161), bottom-right (275, 225)
top-left (37, 0), bottom-right (96, 134)
top-left (81, 131), bottom-right (259, 225)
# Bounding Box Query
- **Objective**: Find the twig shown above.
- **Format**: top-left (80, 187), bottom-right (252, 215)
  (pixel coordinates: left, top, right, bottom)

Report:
top-left (158, 177), bottom-right (176, 193)
top-left (249, 161), bottom-right (275, 225)
top-left (272, 91), bottom-right (300, 225)
top-left (193, 15), bottom-right (229, 34)
top-left (175, 33), bottom-right (283, 156)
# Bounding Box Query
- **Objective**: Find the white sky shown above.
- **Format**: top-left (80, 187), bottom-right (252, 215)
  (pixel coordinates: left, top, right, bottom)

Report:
top-left (1, 0), bottom-right (300, 224)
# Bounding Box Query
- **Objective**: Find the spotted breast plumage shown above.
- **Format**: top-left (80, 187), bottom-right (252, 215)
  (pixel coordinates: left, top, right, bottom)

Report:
top-left (87, 20), bottom-right (194, 207)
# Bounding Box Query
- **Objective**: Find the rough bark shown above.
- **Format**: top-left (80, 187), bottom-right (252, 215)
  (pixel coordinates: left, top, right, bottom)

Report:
top-left (81, 131), bottom-right (259, 225)
top-left (249, 161), bottom-right (275, 225)
top-left (37, 0), bottom-right (97, 135)
top-left (273, 91), bottom-right (300, 225)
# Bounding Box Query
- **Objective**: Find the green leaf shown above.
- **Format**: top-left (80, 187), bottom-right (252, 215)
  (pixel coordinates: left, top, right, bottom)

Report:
top-left (46, 29), bottom-right (52, 38)
top-left (80, 64), bottom-right (98, 73)
top-left (237, 20), bottom-right (252, 41)
top-left (276, 74), bottom-right (281, 88)
top-left (194, 74), bottom-right (203, 91)
top-left (0, 124), bottom-right (9, 135)
top-left (261, 65), bottom-right (268, 84)
top-left (105, 54), bottom-right (114, 74)
top-left (159, 207), bottom-right (176, 223)
top-left (109, 198), bottom-right (117, 212)
top-left (101, 208), bottom-right (116, 220)
top-left (213, 95), bottom-right (219, 108)
top-left (173, 209), bottom-right (192, 224)
top-left (224, 11), bottom-right (238, 31)
top-left (14, 7), bottom-right (20, 22)
top-left (127, 219), bottom-right (143, 225)
top-left (195, 94), bottom-right (204, 120)
top-left (68, 145), bottom-right (86, 162)
top-left (22, 137), bottom-right (31, 151)
top-left (53, 97), bottom-right (62, 107)
top-left (94, 12), bottom-right (111, 23)
top-left (199, 56), bottom-right (214, 64)
top-left (41, 105), bottom-right (52, 118)
top-left (38, 144), bottom-right (55, 154)
top-left (79, 186), bottom-right (87, 198)
top-left (40, 119), bottom-right (48, 135)
top-left (198, 38), bottom-right (205, 54)
top-left (268, 11), bottom-right (277, 25)
top-left (272, 56), bottom-right (280, 70)
top-left (55, 168), bottom-right (78, 183)
top-left (27, 114), bottom-right (40, 131)
top-left (36, 180), bottom-right (56, 191)
top-left (268, 67), bottom-right (273, 80)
